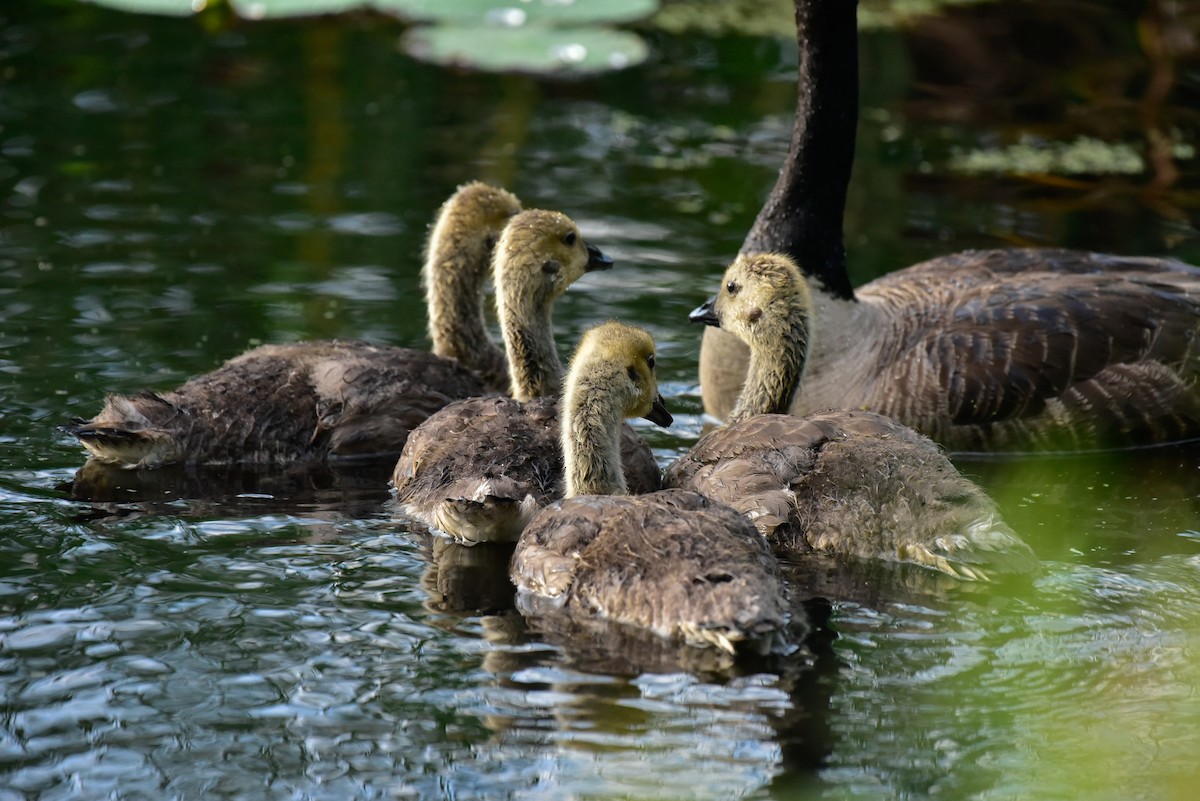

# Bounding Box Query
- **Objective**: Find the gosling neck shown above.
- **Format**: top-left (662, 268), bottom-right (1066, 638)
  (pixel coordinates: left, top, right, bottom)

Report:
top-left (500, 301), bottom-right (563, 402)
top-left (741, 0), bottom-right (858, 302)
top-left (562, 368), bottom-right (627, 498)
top-left (424, 217), bottom-right (508, 389)
top-left (728, 310), bottom-right (810, 422)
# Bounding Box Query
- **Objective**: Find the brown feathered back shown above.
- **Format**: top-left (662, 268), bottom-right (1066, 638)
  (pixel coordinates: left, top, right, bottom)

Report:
top-left (66, 340), bottom-right (484, 468)
top-left (512, 489), bottom-right (792, 655)
top-left (666, 410), bottom-right (1038, 581)
top-left (391, 395), bottom-right (660, 543)
top-left (838, 249), bottom-right (1200, 452)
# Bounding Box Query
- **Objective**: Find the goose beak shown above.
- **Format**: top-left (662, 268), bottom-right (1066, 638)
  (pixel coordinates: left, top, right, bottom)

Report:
top-left (688, 295), bottom-right (721, 327)
top-left (643, 393), bottom-right (673, 428)
top-left (585, 243), bottom-right (614, 272)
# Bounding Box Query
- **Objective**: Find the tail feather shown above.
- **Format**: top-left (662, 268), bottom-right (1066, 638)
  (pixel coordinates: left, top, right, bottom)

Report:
top-left (61, 415), bottom-right (177, 468)
top-left (428, 493), bottom-right (538, 544)
top-left (901, 516), bottom-right (1039, 582)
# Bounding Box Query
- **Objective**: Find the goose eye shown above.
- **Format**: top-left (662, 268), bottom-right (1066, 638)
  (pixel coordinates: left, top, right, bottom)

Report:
top-left (646, 354), bottom-right (655, 371)
top-left (726, 280), bottom-right (739, 295)
top-left (562, 231), bottom-right (577, 247)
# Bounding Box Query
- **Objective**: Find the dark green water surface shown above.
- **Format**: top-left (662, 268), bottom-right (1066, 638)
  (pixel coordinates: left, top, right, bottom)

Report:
top-left (3, 1), bottom-right (1200, 798)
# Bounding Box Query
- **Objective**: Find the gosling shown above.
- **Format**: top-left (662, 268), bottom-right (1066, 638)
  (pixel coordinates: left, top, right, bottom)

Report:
top-left (670, 253), bottom-right (1039, 581)
top-left (62, 182), bottom-right (521, 468)
top-left (511, 322), bottom-right (793, 656)
top-left (391, 214), bottom-right (660, 543)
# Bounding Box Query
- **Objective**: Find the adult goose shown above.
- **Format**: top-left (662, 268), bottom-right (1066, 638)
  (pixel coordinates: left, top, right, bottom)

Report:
top-left (699, 0), bottom-right (1200, 453)
top-left (673, 253), bottom-right (1039, 580)
top-left (391, 216), bottom-right (661, 543)
top-left (63, 182), bottom-right (521, 468)
top-left (511, 322), bottom-right (793, 656)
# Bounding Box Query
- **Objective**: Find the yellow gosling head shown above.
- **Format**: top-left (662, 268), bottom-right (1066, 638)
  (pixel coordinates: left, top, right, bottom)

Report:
top-left (567, 321), bottom-right (671, 427)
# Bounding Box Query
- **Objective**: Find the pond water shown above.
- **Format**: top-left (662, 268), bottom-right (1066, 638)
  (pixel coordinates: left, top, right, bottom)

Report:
top-left (3, 0), bottom-right (1200, 799)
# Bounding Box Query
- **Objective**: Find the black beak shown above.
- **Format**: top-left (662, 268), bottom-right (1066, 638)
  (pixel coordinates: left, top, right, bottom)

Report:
top-left (643, 393), bottom-right (673, 428)
top-left (585, 243), bottom-right (614, 272)
top-left (688, 295), bottom-right (721, 327)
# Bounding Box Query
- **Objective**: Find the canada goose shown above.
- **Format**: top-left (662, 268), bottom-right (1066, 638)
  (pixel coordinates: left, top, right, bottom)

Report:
top-left (391, 215), bottom-right (661, 543)
top-left (511, 322), bottom-right (793, 656)
top-left (699, 0), bottom-right (1200, 453)
top-left (673, 253), bottom-right (1039, 580)
top-left (62, 182), bottom-right (522, 468)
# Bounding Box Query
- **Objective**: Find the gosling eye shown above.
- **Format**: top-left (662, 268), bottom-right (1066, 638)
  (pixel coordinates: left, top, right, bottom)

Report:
top-left (646, 354), bottom-right (655, 371)
top-left (562, 231), bottom-right (577, 247)
top-left (725, 280), bottom-right (739, 295)
top-left (542, 259), bottom-right (561, 275)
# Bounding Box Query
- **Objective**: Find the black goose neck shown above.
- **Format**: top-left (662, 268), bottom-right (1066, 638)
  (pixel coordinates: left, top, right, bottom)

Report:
top-left (741, 0), bottom-right (858, 302)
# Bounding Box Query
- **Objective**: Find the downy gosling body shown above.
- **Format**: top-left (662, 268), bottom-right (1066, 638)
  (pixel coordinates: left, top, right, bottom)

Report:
top-left (64, 182), bottom-right (521, 468)
top-left (512, 322), bottom-right (793, 656)
top-left (391, 213), bottom-right (661, 543)
top-left (672, 253), bottom-right (1038, 581)
top-left (699, 0), bottom-right (1200, 453)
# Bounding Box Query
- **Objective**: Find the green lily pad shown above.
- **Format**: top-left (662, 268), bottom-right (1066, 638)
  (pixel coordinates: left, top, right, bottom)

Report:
top-left (377, 0), bottom-right (658, 26)
top-left (950, 136), bottom-right (1196, 177)
top-left (83, 0), bottom-right (202, 16)
top-left (402, 24), bottom-right (648, 74)
top-left (227, 0), bottom-right (364, 18)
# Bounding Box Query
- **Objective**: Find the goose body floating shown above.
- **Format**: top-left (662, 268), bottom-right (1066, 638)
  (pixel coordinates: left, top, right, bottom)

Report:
top-left (699, 0), bottom-right (1200, 453)
top-left (512, 322), bottom-right (793, 656)
top-left (64, 182), bottom-right (521, 468)
top-left (674, 253), bottom-right (1038, 580)
top-left (391, 213), bottom-right (660, 543)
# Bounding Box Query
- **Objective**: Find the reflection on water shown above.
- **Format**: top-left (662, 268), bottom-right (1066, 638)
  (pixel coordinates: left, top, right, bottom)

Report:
top-left (2, 0), bottom-right (1200, 798)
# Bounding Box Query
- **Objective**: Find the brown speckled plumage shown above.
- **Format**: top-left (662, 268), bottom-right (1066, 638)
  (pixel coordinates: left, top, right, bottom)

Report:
top-left (828, 249), bottom-right (1200, 452)
top-left (513, 489), bottom-right (791, 654)
top-left (66, 340), bottom-right (484, 468)
top-left (700, 0), bottom-right (1200, 453)
top-left (391, 395), bottom-right (660, 542)
top-left (65, 182), bottom-right (519, 468)
top-left (390, 213), bottom-right (635, 543)
top-left (681, 253), bottom-right (1038, 580)
top-left (511, 323), bottom-right (792, 655)
top-left (666, 410), bottom-right (1037, 580)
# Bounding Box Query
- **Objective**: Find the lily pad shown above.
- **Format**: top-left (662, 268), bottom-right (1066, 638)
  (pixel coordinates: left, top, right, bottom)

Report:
top-left (83, 0), bottom-right (204, 16)
top-left (402, 24), bottom-right (648, 74)
top-left (951, 136), bottom-right (1196, 177)
top-left (376, 0), bottom-right (658, 26)
top-left (81, 0), bottom-right (654, 74)
top-left (228, 0), bottom-right (364, 18)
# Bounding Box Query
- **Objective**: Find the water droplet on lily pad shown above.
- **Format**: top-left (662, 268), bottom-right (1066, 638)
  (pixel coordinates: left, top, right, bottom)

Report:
top-left (551, 43), bottom-right (588, 65)
top-left (485, 7), bottom-right (527, 27)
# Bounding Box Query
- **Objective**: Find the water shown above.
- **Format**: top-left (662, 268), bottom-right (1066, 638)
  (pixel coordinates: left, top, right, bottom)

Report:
top-left (3, 0), bottom-right (1200, 798)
